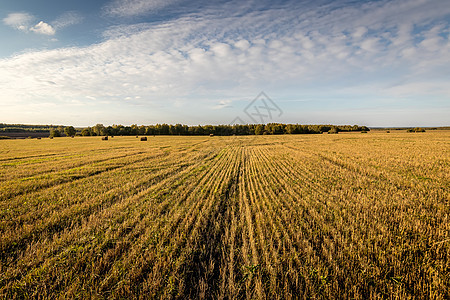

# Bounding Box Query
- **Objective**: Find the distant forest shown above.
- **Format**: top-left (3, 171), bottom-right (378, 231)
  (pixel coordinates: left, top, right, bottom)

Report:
top-left (1, 123), bottom-right (370, 138)
top-left (0, 124), bottom-right (53, 133)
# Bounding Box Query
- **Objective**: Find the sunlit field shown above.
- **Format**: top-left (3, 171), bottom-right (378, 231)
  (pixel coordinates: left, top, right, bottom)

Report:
top-left (1, 132), bottom-right (449, 299)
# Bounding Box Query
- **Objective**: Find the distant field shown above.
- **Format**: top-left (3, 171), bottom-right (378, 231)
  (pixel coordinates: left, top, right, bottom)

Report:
top-left (1, 132), bottom-right (449, 299)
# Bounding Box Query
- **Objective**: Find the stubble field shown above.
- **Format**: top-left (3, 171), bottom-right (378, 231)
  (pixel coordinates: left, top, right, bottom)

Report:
top-left (0, 132), bottom-right (449, 299)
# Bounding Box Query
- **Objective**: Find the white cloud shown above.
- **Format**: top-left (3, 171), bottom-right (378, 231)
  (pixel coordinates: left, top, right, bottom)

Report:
top-left (234, 40), bottom-right (250, 51)
top-left (352, 27), bottom-right (368, 39)
top-left (360, 37), bottom-right (380, 52)
top-left (3, 11), bottom-right (81, 35)
top-left (30, 21), bottom-right (55, 35)
top-left (212, 100), bottom-right (233, 110)
top-left (3, 12), bottom-right (34, 32)
top-left (103, 0), bottom-right (182, 17)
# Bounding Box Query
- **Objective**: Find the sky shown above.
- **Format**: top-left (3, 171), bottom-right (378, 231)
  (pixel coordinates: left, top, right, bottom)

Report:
top-left (0, 0), bottom-right (449, 127)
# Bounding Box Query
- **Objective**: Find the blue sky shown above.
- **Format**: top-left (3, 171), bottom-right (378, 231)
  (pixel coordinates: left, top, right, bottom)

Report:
top-left (1, 0), bottom-right (449, 126)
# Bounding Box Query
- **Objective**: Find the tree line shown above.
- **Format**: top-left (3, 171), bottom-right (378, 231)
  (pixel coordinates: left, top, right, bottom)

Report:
top-left (74, 123), bottom-right (370, 137)
top-left (0, 123), bottom-right (370, 138)
top-left (0, 123), bottom-right (54, 133)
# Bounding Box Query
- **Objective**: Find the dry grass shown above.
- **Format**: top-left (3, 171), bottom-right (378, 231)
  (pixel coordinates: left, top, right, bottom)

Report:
top-left (0, 132), bottom-right (449, 299)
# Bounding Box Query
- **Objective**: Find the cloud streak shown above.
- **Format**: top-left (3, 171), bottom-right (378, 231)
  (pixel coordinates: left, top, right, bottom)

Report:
top-left (52, 12), bottom-right (83, 30)
top-left (103, 0), bottom-right (182, 17)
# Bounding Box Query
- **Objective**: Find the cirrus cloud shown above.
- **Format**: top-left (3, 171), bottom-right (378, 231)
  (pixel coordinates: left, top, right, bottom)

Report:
top-left (103, 0), bottom-right (182, 17)
top-left (52, 12), bottom-right (83, 30)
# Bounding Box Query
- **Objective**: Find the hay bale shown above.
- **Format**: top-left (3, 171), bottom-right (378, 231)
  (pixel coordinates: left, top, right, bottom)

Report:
top-left (140, 137), bottom-right (147, 141)
top-left (102, 136), bottom-right (108, 141)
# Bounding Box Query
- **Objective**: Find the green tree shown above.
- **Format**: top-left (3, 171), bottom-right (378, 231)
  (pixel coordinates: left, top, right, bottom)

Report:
top-left (255, 124), bottom-right (264, 135)
top-left (130, 124), bottom-right (139, 135)
top-left (81, 128), bottom-right (91, 136)
top-left (328, 127), bottom-right (339, 134)
top-left (93, 124), bottom-right (106, 136)
top-left (49, 128), bottom-right (61, 137)
top-left (64, 126), bottom-right (76, 137)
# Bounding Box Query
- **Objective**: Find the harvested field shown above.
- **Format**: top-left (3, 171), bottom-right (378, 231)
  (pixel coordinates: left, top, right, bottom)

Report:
top-left (0, 132), bottom-right (449, 299)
